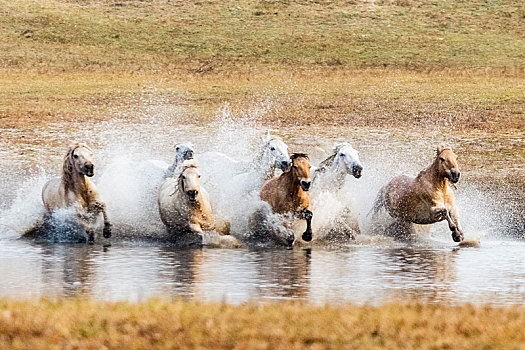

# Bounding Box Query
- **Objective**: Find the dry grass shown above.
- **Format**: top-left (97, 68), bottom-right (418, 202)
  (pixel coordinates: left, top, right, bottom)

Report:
top-left (1, 0), bottom-right (524, 73)
top-left (0, 299), bottom-right (523, 349)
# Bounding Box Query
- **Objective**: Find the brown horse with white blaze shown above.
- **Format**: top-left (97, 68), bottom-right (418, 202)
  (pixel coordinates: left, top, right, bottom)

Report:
top-left (371, 146), bottom-right (464, 242)
top-left (260, 153), bottom-right (313, 242)
top-left (41, 143), bottom-right (112, 243)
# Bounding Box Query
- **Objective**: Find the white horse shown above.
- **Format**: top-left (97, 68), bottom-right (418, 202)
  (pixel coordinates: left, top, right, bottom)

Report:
top-left (158, 160), bottom-right (229, 245)
top-left (312, 143), bottom-right (363, 191)
top-left (198, 134), bottom-right (290, 195)
top-left (164, 142), bottom-right (195, 178)
top-left (40, 143), bottom-right (111, 243)
top-left (310, 143), bottom-right (363, 240)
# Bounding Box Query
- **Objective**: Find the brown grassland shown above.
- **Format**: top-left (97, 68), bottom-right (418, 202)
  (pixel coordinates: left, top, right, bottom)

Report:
top-left (0, 299), bottom-right (524, 349)
top-left (0, 0), bottom-right (525, 348)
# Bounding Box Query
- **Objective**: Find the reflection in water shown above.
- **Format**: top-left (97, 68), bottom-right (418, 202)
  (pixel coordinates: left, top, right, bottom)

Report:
top-left (0, 239), bottom-right (523, 305)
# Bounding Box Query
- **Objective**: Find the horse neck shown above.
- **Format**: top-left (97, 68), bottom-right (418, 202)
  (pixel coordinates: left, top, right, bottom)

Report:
top-left (420, 159), bottom-right (448, 191)
top-left (330, 159), bottom-right (347, 188)
top-left (282, 170), bottom-right (303, 198)
top-left (255, 148), bottom-right (274, 176)
top-left (63, 172), bottom-right (92, 205)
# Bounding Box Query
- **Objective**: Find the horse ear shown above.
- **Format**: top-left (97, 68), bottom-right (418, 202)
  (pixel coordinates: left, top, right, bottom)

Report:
top-left (436, 146), bottom-right (444, 155)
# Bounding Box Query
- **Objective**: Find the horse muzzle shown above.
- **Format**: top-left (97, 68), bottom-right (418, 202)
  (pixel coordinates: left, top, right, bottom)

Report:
top-left (447, 169), bottom-right (460, 183)
top-left (186, 189), bottom-right (198, 202)
top-left (184, 150), bottom-right (194, 160)
top-left (279, 160), bottom-right (291, 172)
top-left (300, 180), bottom-right (311, 191)
top-left (84, 164), bottom-right (94, 177)
top-left (352, 164), bottom-right (363, 178)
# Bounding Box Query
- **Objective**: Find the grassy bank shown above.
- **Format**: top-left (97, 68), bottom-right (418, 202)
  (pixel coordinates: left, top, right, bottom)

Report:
top-left (1, 0), bottom-right (524, 73)
top-left (0, 299), bottom-right (523, 349)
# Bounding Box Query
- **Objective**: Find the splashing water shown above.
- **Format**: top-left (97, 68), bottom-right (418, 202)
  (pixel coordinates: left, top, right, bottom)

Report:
top-left (0, 98), bottom-right (523, 245)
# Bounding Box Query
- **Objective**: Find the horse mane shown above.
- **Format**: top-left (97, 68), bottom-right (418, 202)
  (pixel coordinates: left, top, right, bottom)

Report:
top-left (182, 159), bottom-right (199, 170)
top-left (290, 153), bottom-right (309, 161)
top-left (317, 153), bottom-right (336, 173)
top-left (436, 146), bottom-right (452, 156)
top-left (62, 143), bottom-right (93, 191)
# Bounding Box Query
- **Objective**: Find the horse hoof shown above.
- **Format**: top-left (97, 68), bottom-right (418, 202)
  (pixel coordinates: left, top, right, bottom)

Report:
top-left (452, 231), bottom-right (463, 242)
top-left (302, 231), bottom-right (312, 242)
top-left (103, 223), bottom-right (112, 238)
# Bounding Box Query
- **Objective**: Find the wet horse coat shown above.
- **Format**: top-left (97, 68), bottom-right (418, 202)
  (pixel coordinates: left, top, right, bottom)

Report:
top-left (371, 146), bottom-right (464, 242)
top-left (260, 154), bottom-right (313, 242)
top-left (41, 143), bottom-right (112, 243)
top-left (158, 160), bottom-right (229, 244)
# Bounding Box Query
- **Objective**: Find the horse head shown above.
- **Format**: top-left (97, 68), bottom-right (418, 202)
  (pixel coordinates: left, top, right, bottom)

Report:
top-left (333, 143), bottom-right (363, 178)
top-left (261, 134), bottom-right (290, 172)
top-left (174, 142), bottom-right (195, 164)
top-left (63, 143), bottom-right (95, 179)
top-left (436, 146), bottom-right (460, 184)
top-left (290, 153), bottom-right (311, 191)
top-left (178, 159), bottom-right (201, 203)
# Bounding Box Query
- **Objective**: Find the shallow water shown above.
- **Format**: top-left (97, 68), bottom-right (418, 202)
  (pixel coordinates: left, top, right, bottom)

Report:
top-left (0, 238), bottom-right (524, 306)
top-left (1, 101), bottom-right (524, 305)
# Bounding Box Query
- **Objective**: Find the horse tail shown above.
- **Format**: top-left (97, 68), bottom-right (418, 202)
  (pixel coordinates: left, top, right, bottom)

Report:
top-left (368, 186), bottom-right (386, 218)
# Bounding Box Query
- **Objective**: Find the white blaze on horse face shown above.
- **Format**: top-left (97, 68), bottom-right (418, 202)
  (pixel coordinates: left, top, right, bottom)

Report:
top-left (264, 138), bottom-right (290, 170)
top-left (73, 146), bottom-right (95, 176)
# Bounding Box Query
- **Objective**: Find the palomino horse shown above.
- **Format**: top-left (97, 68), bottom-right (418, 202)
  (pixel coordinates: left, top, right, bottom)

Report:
top-left (41, 143), bottom-right (111, 243)
top-left (158, 160), bottom-right (229, 244)
top-left (371, 146), bottom-right (464, 242)
top-left (260, 153), bottom-right (313, 242)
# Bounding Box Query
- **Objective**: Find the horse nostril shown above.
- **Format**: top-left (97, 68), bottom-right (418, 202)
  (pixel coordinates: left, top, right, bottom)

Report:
top-left (84, 164), bottom-right (94, 174)
top-left (280, 160), bottom-right (290, 171)
top-left (353, 165), bottom-right (363, 178)
top-left (301, 180), bottom-right (311, 190)
top-left (185, 150), bottom-right (194, 160)
top-left (187, 190), bottom-right (198, 199)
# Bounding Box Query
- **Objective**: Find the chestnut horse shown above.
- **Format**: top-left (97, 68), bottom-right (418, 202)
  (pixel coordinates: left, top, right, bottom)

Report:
top-left (371, 146), bottom-right (464, 242)
top-left (41, 143), bottom-right (112, 243)
top-left (158, 160), bottom-right (229, 244)
top-left (260, 153), bottom-right (313, 242)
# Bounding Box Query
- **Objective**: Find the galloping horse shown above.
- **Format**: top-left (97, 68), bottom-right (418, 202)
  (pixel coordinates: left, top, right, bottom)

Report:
top-left (41, 143), bottom-right (112, 243)
top-left (260, 153), bottom-right (313, 242)
top-left (312, 142), bottom-right (363, 191)
top-left (158, 160), bottom-right (229, 244)
top-left (198, 133), bottom-right (290, 192)
top-left (371, 146), bottom-right (464, 242)
top-left (311, 143), bottom-right (364, 239)
top-left (164, 142), bottom-right (195, 178)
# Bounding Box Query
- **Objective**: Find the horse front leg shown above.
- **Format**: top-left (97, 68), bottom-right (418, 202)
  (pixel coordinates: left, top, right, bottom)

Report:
top-left (91, 201), bottom-right (112, 238)
top-left (300, 209), bottom-right (313, 242)
top-left (431, 206), bottom-right (463, 242)
top-left (447, 206), bottom-right (464, 242)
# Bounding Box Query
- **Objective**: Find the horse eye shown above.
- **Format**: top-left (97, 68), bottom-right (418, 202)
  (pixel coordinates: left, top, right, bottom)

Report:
top-left (270, 147), bottom-right (275, 151)
top-left (439, 157), bottom-right (445, 162)
top-left (176, 147), bottom-right (180, 151)
top-left (73, 154), bottom-right (78, 159)
top-left (340, 153), bottom-right (345, 157)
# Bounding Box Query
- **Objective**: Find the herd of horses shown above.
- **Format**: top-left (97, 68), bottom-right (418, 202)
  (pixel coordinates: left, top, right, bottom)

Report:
top-left (34, 135), bottom-right (464, 246)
